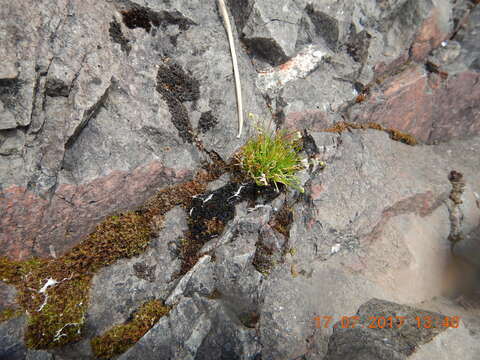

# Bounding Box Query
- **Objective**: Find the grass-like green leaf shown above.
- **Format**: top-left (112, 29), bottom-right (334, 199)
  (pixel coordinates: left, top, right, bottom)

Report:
top-left (239, 126), bottom-right (305, 192)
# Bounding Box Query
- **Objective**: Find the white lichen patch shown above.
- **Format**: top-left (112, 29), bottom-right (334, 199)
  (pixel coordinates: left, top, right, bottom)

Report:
top-left (37, 278), bottom-right (59, 311)
top-left (39, 278), bottom-right (58, 293)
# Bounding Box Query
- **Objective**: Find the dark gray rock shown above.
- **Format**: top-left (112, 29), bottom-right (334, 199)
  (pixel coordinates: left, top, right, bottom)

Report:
top-left (119, 294), bottom-right (260, 360)
top-left (240, 0), bottom-right (305, 65)
top-left (324, 299), bottom-right (452, 360)
top-left (0, 316), bottom-right (27, 360)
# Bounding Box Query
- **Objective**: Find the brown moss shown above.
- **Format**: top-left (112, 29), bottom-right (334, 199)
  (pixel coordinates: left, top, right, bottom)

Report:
top-left (202, 217), bottom-right (225, 236)
top-left (0, 307), bottom-right (23, 323)
top-left (91, 299), bottom-right (170, 359)
top-left (252, 242), bottom-right (275, 276)
top-left (323, 121), bottom-right (417, 145)
top-left (0, 210), bottom-right (154, 349)
top-left (388, 129), bottom-right (418, 145)
top-left (270, 205), bottom-right (293, 238)
top-left (207, 288), bottom-right (223, 300)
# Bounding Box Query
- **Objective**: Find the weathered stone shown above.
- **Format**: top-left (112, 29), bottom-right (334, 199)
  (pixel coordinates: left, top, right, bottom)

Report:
top-left (324, 298), bottom-right (478, 360)
top-left (259, 264), bottom-right (387, 360)
top-left (348, 64), bottom-right (480, 143)
top-left (240, 0), bottom-right (305, 65)
top-left (297, 0), bottom-right (354, 51)
top-left (0, 316), bottom-right (26, 360)
top-left (456, 222), bottom-right (480, 264)
top-left (1, 0), bottom-right (480, 359)
top-left (119, 295), bottom-right (260, 360)
top-left (0, 161), bottom-right (190, 259)
top-left (410, 0), bottom-right (453, 61)
top-left (348, 4), bottom-right (479, 144)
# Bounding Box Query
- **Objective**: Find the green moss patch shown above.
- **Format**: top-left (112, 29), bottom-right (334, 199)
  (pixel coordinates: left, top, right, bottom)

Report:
top-left (91, 299), bottom-right (170, 359)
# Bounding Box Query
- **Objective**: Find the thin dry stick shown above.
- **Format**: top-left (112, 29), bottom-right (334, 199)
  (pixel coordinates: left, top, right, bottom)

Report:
top-left (217, 0), bottom-right (244, 138)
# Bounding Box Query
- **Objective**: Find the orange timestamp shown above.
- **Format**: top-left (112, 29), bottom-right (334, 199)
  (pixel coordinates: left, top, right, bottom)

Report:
top-left (314, 315), bottom-right (461, 329)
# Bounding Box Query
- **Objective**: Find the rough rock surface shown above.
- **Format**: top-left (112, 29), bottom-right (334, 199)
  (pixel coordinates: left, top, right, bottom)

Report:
top-left (324, 298), bottom-right (480, 360)
top-left (348, 2), bottom-right (480, 143)
top-left (1, 0), bottom-right (480, 359)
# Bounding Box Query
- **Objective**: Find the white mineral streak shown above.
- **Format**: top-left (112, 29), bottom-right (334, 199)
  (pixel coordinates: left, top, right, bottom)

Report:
top-left (256, 45), bottom-right (327, 92)
top-left (53, 317), bottom-right (84, 342)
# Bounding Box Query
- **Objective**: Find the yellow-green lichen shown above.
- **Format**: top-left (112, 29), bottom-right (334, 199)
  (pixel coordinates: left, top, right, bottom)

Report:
top-left (91, 299), bottom-right (171, 359)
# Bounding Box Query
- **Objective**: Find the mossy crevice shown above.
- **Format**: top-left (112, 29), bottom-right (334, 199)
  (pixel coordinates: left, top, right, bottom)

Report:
top-left (0, 210), bottom-right (152, 349)
top-left (91, 299), bottom-right (170, 359)
top-left (324, 121), bottom-right (418, 145)
top-left (0, 163), bottom-right (227, 349)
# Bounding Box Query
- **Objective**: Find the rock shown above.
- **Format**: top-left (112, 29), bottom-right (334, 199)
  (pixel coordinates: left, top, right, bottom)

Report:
top-left (240, 0), bottom-right (305, 65)
top-left (119, 294), bottom-right (260, 360)
top-left (0, 282), bottom-right (17, 312)
top-left (324, 298), bottom-right (480, 360)
top-left (0, 316), bottom-right (27, 360)
top-left (86, 207), bottom-right (186, 337)
top-left (297, 1), bottom-right (355, 52)
top-left (348, 4), bottom-right (480, 144)
top-left (165, 255), bottom-right (212, 306)
top-left (1, 0), bottom-right (480, 359)
top-left (0, 0), bottom-right (270, 260)
top-left (259, 264), bottom-right (386, 360)
top-left (453, 224), bottom-right (480, 268)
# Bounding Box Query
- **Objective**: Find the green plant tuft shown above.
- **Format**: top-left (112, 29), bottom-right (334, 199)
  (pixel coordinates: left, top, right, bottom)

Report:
top-left (237, 125), bottom-right (305, 192)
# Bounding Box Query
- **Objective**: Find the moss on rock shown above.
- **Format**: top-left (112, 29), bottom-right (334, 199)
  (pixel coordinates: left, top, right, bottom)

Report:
top-left (324, 121), bottom-right (418, 145)
top-left (0, 164), bottom-right (227, 350)
top-left (91, 299), bottom-right (170, 359)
